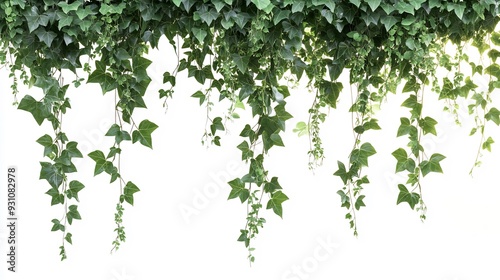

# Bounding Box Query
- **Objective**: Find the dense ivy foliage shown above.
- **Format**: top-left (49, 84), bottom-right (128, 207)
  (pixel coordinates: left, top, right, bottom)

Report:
top-left (1, 0), bottom-right (499, 263)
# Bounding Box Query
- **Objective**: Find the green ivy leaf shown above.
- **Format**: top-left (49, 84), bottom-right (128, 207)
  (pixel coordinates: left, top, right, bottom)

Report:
top-left (87, 61), bottom-right (117, 93)
top-left (99, 3), bottom-right (126, 15)
top-left (482, 136), bottom-right (495, 152)
top-left (419, 116), bottom-right (438, 135)
top-left (270, 133), bottom-right (285, 147)
top-left (251, 0), bottom-right (271, 10)
top-left (396, 184), bottom-right (420, 210)
top-left (132, 120), bottom-right (159, 149)
top-left (420, 153), bottom-right (446, 177)
top-left (350, 142), bottom-right (377, 167)
top-left (132, 56), bottom-right (152, 82)
top-left (58, 1), bottom-right (81, 13)
top-left (65, 142), bottom-right (83, 158)
top-left (264, 177), bottom-right (282, 193)
top-left (40, 162), bottom-right (63, 188)
top-left (365, 0), bottom-right (381, 11)
top-left (23, 6), bottom-right (50, 32)
top-left (232, 54), bottom-right (249, 73)
top-left (65, 233), bottom-right (73, 245)
top-left (18, 95), bottom-right (51, 125)
top-left (228, 178), bottom-right (249, 203)
top-left (354, 195), bottom-right (366, 210)
top-left (319, 80), bottom-right (343, 108)
top-left (36, 134), bottom-right (53, 147)
top-left (34, 28), bottom-right (57, 47)
top-left (237, 141), bottom-right (254, 160)
top-left (485, 108), bottom-right (500, 125)
top-left (392, 148), bottom-right (416, 173)
top-left (57, 14), bottom-right (73, 30)
top-left (209, 117), bottom-right (225, 135)
top-left (88, 150), bottom-right (108, 176)
top-left (191, 90), bottom-right (206, 105)
top-left (51, 219), bottom-right (65, 232)
top-left (107, 147), bottom-right (122, 159)
top-left (66, 205), bottom-right (82, 225)
top-left (196, 7), bottom-right (219, 25)
top-left (123, 181), bottom-right (140, 205)
top-left (485, 64), bottom-right (500, 80)
top-left (67, 180), bottom-right (85, 202)
top-left (266, 191), bottom-right (288, 218)
top-left (293, 121), bottom-right (308, 137)
top-left (46, 187), bottom-right (64, 206)
top-left (333, 161), bottom-right (350, 184)
top-left (192, 27), bottom-right (207, 43)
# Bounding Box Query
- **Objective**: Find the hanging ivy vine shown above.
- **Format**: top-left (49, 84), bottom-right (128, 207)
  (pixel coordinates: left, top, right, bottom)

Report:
top-left (1, 0), bottom-right (499, 263)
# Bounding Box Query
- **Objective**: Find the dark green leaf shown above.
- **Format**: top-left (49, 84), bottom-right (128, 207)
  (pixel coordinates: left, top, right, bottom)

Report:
top-left (350, 143), bottom-right (376, 167)
top-left (65, 233), bottom-right (73, 244)
top-left (51, 219), bottom-right (65, 232)
top-left (67, 180), bottom-right (85, 202)
top-left (65, 142), bottom-right (83, 158)
top-left (354, 195), bottom-right (366, 210)
top-left (396, 184), bottom-right (420, 210)
top-left (264, 177), bottom-right (282, 193)
top-left (228, 178), bottom-right (249, 203)
top-left (123, 181), bottom-right (140, 206)
top-left (333, 161), bottom-right (349, 184)
top-left (88, 150), bottom-right (108, 176)
top-left (266, 191), bottom-right (288, 218)
top-left (40, 162), bottom-right (63, 188)
top-left (36, 134), bottom-right (53, 147)
top-left (132, 120), bottom-right (158, 149)
top-left (66, 205), bottom-right (81, 225)
top-left (420, 153), bottom-right (445, 177)
top-left (18, 95), bottom-right (51, 125)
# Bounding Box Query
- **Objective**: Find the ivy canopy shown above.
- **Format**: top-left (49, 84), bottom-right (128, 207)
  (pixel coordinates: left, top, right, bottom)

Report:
top-left (1, 0), bottom-right (499, 262)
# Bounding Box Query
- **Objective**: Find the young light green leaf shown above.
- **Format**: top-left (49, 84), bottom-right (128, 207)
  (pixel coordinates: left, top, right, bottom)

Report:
top-left (485, 108), bottom-right (500, 125)
top-left (293, 121), bottom-right (308, 137)
top-left (482, 136), bottom-right (494, 152)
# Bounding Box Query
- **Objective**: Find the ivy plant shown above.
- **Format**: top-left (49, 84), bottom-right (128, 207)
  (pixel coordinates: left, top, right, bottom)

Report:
top-left (1, 0), bottom-right (499, 263)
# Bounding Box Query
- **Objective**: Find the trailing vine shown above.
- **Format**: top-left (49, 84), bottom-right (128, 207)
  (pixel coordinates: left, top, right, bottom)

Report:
top-left (1, 0), bottom-right (499, 262)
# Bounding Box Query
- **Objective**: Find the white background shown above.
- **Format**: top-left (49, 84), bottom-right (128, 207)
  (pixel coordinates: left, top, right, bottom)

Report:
top-left (1, 39), bottom-right (500, 280)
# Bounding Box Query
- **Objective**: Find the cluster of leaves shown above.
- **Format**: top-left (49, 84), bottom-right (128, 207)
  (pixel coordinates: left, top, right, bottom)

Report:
top-left (1, 0), bottom-right (499, 262)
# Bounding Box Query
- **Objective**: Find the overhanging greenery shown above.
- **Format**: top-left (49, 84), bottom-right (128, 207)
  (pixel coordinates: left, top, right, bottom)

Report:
top-left (1, 0), bottom-right (499, 263)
